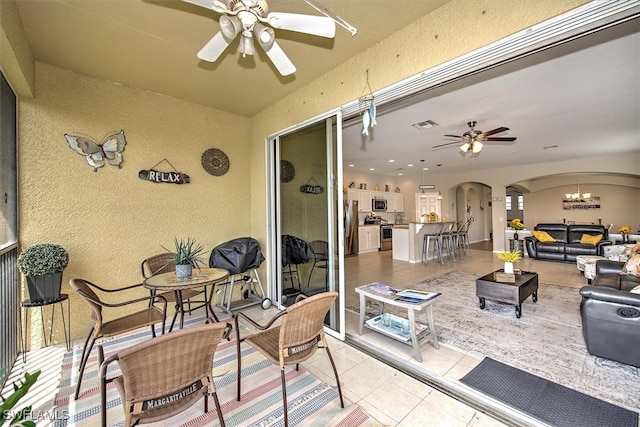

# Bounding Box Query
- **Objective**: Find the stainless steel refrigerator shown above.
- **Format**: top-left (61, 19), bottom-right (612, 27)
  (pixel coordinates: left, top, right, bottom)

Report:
top-left (344, 199), bottom-right (358, 256)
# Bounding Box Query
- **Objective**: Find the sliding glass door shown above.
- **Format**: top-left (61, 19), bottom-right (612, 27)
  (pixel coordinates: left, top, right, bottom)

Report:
top-left (267, 110), bottom-right (344, 339)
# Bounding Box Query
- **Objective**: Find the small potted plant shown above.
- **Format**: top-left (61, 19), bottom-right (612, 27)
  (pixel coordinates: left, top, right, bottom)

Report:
top-left (163, 237), bottom-right (206, 278)
top-left (618, 225), bottom-right (632, 243)
top-left (17, 243), bottom-right (69, 303)
top-left (510, 219), bottom-right (525, 240)
top-left (497, 249), bottom-right (522, 274)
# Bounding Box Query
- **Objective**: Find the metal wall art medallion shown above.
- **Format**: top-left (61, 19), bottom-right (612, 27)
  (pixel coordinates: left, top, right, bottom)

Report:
top-left (201, 148), bottom-right (230, 176)
top-left (280, 160), bottom-right (295, 183)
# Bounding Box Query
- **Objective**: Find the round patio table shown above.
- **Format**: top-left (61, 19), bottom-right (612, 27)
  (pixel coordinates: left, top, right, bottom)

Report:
top-left (143, 267), bottom-right (229, 330)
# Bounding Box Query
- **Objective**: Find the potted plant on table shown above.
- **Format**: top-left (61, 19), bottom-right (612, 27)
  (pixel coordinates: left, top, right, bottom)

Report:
top-left (497, 249), bottom-right (522, 275)
top-left (163, 237), bottom-right (206, 278)
top-left (511, 219), bottom-right (525, 240)
top-left (17, 243), bottom-right (69, 303)
top-left (618, 225), bottom-right (632, 243)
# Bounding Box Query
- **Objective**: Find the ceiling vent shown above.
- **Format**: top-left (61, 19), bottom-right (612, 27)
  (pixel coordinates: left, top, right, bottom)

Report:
top-left (412, 120), bottom-right (438, 130)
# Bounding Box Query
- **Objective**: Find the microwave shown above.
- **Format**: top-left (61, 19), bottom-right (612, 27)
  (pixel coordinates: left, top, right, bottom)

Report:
top-left (372, 198), bottom-right (387, 212)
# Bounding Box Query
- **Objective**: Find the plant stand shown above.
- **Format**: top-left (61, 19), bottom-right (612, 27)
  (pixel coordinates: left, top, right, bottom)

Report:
top-left (20, 294), bottom-right (71, 362)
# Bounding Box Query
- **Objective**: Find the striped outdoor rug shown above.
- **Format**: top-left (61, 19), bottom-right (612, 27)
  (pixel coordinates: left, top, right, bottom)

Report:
top-left (52, 320), bottom-right (375, 426)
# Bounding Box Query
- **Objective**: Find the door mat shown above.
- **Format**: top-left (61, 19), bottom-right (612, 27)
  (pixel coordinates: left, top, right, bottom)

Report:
top-left (460, 357), bottom-right (639, 427)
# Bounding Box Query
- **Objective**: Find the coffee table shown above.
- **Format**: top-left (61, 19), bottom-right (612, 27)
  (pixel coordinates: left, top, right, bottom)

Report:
top-left (355, 283), bottom-right (439, 362)
top-left (475, 270), bottom-right (538, 318)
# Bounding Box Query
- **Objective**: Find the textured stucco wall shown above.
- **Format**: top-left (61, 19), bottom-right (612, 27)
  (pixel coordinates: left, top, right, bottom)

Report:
top-left (18, 63), bottom-right (250, 344)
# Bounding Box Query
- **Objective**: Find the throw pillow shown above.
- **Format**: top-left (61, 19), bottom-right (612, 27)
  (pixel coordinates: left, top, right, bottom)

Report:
top-left (622, 253), bottom-right (640, 277)
top-left (580, 233), bottom-right (603, 245)
top-left (533, 230), bottom-right (556, 242)
top-left (631, 285), bottom-right (640, 294)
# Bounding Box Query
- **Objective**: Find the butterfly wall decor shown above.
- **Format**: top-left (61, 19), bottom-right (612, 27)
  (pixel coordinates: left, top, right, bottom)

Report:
top-left (65, 130), bottom-right (127, 172)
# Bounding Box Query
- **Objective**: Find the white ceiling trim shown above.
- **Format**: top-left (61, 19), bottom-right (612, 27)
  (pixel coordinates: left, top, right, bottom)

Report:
top-left (340, 0), bottom-right (640, 119)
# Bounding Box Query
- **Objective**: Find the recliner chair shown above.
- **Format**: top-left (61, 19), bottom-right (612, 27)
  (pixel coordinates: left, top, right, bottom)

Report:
top-left (579, 286), bottom-right (640, 367)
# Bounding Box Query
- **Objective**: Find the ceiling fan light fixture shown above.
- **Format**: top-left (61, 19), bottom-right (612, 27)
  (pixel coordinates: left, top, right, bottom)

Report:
top-left (472, 141), bottom-right (483, 153)
top-left (253, 23), bottom-right (275, 49)
top-left (437, 191), bottom-right (443, 200)
top-left (237, 35), bottom-right (255, 56)
top-left (460, 142), bottom-right (470, 153)
top-left (219, 15), bottom-right (241, 39)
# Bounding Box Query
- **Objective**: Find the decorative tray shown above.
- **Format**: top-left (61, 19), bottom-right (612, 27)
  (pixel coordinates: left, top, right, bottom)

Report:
top-left (364, 313), bottom-right (428, 342)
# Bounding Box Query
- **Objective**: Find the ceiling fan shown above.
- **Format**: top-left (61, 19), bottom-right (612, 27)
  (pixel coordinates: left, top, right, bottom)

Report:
top-left (183, 0), bottom-right (337, 76)
top-left (432, 121), bottom-right (517, 154)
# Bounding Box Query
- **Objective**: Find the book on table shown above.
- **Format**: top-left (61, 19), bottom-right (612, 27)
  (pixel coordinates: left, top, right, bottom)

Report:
top-left (395, 289), bottom-right (440, 303)
top-left (366, 283), bottom-right (398, 295)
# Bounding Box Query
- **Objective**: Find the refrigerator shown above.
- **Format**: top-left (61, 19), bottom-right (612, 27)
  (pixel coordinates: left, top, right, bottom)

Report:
top-left (344, 199), bottom-right (358, 256)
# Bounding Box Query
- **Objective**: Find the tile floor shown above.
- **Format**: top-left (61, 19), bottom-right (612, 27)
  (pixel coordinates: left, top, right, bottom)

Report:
top-left (8, 242), bottom-right (593, 426)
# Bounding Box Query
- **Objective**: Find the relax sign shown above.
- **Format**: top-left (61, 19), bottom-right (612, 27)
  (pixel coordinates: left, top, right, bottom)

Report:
top-left (138, 169), bottom-right (190, 184)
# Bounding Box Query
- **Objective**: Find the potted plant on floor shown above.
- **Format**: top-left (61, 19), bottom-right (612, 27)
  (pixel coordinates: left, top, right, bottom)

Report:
top-left (163, 237), bottom-right (206, 278)
top-left (17, 243), bottom-right (69, 303)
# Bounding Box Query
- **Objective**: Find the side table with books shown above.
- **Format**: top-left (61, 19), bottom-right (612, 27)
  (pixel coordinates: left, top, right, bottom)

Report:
top-left (354, 283), bottom-right (440, 362)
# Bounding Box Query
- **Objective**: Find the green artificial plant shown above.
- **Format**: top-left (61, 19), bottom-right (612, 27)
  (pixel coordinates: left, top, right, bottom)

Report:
top-left (0, 367), bottom-right (41, 427)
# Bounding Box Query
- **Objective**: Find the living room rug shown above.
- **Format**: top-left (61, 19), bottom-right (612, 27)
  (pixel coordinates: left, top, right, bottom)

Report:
top-left (52, 323), bottom-right (375, 426)
top-left (346, 270), bottom-right (640, 414)
top-left (461, 357), bottom-right (638, 427)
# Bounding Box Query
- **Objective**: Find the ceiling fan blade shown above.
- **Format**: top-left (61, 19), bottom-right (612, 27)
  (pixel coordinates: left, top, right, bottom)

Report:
top-left (260, 39), bottom-right (296, 76)
top-left (481, 126), bottom-right (509, 137)
top-left (443, 134), bottom-right (462, 138)
top-left (267, 12), bottom-right (336, 38)
top-left (182, 0), bottom-right (229, 14)
top-left (432, 141), bottom-right (461, 149)
top-left (197, 31), bottom-right (235, 62)
top-left (485, 137), bottom-right (517, 142)
top-left (304, 0), bottom-right (357, 35)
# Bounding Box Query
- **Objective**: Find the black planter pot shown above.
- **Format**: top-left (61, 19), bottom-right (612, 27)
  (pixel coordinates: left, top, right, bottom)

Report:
top-left (26, 272), bottom-right (62, 303)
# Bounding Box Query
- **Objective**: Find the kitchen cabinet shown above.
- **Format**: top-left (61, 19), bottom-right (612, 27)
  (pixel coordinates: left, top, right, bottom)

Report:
top-left (358, 225), bottom-right (380, 253)
top-left (348, 189), bottom-right (403, 213)
top-left (387, 192), bottom-right (404, 212)
top-left (348, 189), bottom-right (371, 212)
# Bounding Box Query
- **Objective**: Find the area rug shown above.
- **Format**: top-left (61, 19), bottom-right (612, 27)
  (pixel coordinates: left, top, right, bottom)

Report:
top-left (346, 270), bottom-right (640, 414)
top-left (461, 357), bottom-right (638, 427)
top-left (51, 319), bottom-right (375, 426)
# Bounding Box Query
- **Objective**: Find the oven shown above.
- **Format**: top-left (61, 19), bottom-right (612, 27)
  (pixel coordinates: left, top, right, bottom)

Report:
top-left (380, 225), bottom-right (393, 251)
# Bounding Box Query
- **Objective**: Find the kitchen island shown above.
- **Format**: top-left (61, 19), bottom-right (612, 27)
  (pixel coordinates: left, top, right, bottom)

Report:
top-left (393, 222), bottom-right (457, 263)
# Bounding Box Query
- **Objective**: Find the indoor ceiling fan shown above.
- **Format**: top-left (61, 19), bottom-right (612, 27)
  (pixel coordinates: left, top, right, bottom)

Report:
top-left (432, 121), bottom-right (517, 154)
top-left (183, 0), bottom-right (338, 76)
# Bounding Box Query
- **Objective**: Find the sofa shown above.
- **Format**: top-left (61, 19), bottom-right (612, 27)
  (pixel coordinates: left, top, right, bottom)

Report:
top-left (524, 223), bottom-right (611, 262)
top-left (579, 260), bottom-right (640, 367)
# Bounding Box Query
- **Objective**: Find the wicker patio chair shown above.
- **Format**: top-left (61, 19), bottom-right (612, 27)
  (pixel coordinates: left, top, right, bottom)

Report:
top-left (307, 240), bottom-right (329, 289)
top-left (69, 278), bottom-right (168, 400)
top-left (234, 291), bottom-right (343, 427)
top-left (141, 253), bottom-right (210, 330)
top-left (99, 321), bottom-right (231, 427)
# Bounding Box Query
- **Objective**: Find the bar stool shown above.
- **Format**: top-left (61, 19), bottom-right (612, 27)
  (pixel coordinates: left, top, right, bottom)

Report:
top-left (422, 222), bottom-right (444, 265)
top-left (20, 294), bottom-right (71, 362)
top-left (440, 222), bottom-right (457, 263)
top-left (458, 218), bottom-right (472, 256)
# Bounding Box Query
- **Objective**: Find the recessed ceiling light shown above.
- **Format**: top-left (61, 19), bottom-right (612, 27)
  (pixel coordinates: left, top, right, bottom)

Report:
top-left (412, 120), bottom-right (439, 130)
top-left (369, 168), bottom-right (375, 171)
top-left (389, 159), bottom-right (395, 163)
top-left (398, 173), bottom-right (403, 176)
top-left (407, 164), bottom-right (414, 167)
top-left (423, 167), bottom-right (429, 171)
top-left (348, 164), bottom-right (355, 167)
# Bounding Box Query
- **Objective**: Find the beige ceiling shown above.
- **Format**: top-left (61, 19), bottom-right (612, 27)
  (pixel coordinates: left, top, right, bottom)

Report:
top-left (15, 0), bottom-right (449, 117)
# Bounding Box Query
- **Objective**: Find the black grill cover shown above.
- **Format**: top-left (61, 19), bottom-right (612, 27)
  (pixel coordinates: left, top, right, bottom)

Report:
top-left (282, 235), bottom-right (310, 266)
top-left (209, 237), bottom-right (265, 275)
